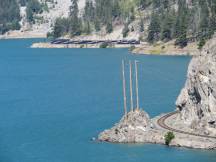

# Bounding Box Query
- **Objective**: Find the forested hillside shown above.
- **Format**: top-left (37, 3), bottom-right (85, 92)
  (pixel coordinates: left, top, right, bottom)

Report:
top-left (52, 0), bottom-right (216, 49)
top-left (0, 0), bottom-right (21, 34)
top-left (0, 0), bottom-right (46, 35)
top-left (1, 0), bottom-right (216, 49)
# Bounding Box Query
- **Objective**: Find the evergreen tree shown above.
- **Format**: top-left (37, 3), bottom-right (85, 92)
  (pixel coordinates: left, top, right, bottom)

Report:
top-left (112, 0), bottom-right (121, 18)
top-left (139, 18), bottom-right (144, 32)
top-left (53, 18), bottom-right (70, 38)
top-left (69, 0), bottom-right (82, 36)
top-left (0, 0), bottom-right (21, 34)
top-left (139, 0), bottom-right (149, 9)
top-left (174, 0), bottom-right (188, 48)
top-left (84, 0), bottom-right (95, 22)
top-left (152, 0), bottom-right (161, 8)
top-left (198, 0), bottom-right (211, 39)
top-left (26, 0), bottom-right (42, 23)
top-left (106, 22), bottom-right (113, 33)
top-left (163, 0), bottom-right (169, 9)
top-left (161, 9), bottom-right (176, 41)
top-left (94, 18), bottom-right (101, 31)
top-left (147, 12), bottom-right (161, 43)
top-left (122, 23), bottom-right (130, 37)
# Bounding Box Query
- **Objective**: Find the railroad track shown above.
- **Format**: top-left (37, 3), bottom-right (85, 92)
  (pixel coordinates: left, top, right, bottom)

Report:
top-left (157, 111), bottom-right (216, 139)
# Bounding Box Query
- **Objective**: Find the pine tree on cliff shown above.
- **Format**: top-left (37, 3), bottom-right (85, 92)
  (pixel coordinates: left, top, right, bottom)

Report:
top-left (69, 0), bottom-right (81, 36)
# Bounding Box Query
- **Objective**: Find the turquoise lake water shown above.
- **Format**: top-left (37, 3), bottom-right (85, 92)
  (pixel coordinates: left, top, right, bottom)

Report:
top-left (0, 39), bottom-right (215, 162)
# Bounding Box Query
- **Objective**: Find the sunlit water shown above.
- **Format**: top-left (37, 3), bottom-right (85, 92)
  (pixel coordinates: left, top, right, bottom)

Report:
top-left (0, 39), bottom-right (215, 162)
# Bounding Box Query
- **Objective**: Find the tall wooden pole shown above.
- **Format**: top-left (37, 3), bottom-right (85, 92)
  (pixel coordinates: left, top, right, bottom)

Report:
top-left (135, 60), bottom-right (139, 110)
top-left (122, 60), bottom-right (127, 115)
top-left (129, 61), bottom-right (134, 112)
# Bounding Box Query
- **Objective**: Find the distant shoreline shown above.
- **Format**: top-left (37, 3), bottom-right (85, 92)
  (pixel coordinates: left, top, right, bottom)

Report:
top-left (31, 41), bottom-right (198, 56)
top-left (0, 30), bottom-right (46, 40)
top-left (0, 33), bottom-right (199, 56)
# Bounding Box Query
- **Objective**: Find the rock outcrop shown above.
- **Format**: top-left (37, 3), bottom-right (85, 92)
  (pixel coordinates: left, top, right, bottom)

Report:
top-left (98, 109), bottom-right (216, 149)
top-left (176, 37), bottom-right (216, 134)
top-left (98, 109), bottom-right (164, 143)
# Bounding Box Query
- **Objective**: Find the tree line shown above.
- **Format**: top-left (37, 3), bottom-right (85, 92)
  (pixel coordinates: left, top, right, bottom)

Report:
top-left (146, 0), bottom-right (216, 48)
top-left (0, 0), bottom-right (21, 34)
top-left (51, 0), bottom-right (137, 38)
top-left (51, 0), bottom-right (216, 48)
top-left (0, 0), bottom-right (45, 34)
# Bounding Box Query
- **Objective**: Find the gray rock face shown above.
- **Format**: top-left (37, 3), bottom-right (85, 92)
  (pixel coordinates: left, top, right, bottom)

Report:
top-left (176, 37), bottom-right (216, 133)
top-left (98, 110), bottom-right (156, 143)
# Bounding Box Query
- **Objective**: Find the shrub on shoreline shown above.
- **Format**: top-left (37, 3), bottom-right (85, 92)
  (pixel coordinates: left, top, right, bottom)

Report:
top-left (164, 132), bottom-right (175, 145)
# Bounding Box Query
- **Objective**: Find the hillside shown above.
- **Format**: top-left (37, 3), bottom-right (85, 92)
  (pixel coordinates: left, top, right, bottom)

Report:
top-left (47, 0), bottom-right (216, 49)
top-left (1, 0), bottom-right (216, 51)
top-left (0, 0), bottom-right (86, 38)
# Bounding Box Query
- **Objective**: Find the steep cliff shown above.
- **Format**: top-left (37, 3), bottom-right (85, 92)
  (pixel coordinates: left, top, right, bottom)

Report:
top-left (176, 37), bottom-right (216, 134)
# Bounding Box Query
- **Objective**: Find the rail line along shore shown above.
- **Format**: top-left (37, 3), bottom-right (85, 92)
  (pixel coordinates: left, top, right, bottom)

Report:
top-left (31, 38), bottom-right (141, 49)
top-left (31, 38), bottom-right (199, 56)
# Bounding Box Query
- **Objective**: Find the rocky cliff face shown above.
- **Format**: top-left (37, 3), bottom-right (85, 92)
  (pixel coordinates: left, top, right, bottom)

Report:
top-left (176, 37), bottom-right (216, 133)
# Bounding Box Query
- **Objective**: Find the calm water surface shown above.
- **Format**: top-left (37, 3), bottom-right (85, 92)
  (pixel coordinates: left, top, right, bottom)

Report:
top-left (0, 39), bottom-right (215, 162)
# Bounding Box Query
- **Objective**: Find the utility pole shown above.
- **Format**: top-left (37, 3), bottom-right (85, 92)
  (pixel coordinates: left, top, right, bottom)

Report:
top-left (122, 60), bottom-right (127, 115)
top-left (129, 61), bottom-right (134, 112)
top-left (135, 60), bottom-right (139, 110)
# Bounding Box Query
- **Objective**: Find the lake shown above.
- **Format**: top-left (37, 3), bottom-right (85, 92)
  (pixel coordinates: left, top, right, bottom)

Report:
top-left (0, 39), bottom-right (215, 162)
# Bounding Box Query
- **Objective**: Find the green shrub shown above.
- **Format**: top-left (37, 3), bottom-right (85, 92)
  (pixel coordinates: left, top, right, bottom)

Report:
top-left (164, 132), bottom-right (175, 145)
top-left (100, 42), bottom-right (109, 48)
top-left (198, 38), bottom-right (206, 50)
top-left (129, 45), bottom-right (135, 51)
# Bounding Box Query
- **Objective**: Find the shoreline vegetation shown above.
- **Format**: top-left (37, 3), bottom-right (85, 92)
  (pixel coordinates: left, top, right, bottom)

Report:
top-left (30, 38), bottom-right (199, 56)
top-left (0, 32), bottom-right (198, 56)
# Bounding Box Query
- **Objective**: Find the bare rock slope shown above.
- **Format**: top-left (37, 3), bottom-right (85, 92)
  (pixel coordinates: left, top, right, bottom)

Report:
top-left (176, 37), bottom-right (216, 135)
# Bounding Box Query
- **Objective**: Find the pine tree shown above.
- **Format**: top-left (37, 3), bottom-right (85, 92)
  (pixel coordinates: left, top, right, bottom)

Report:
top-left (198, 0), bottom-right (211, 39)
top-left (147, 12), bottom-right (161, 43)
top-left (106, 22), bottom-right (113, 33)
top-left (161, 9), bottom-right (176, 41)
top-left (174, 0), bottom-right (188, 48)
top-left (139, 18), bottom-right (144, 32)
top-left (140, 0), bottom-right (149, 9)
top-left (122, 23), bottom-right (129, 37)
top-left (163, 0), bottom-right (169, 9)
top-left (0, 0), bottom-right (21, 34)
top-left (53, 18), bottom-right (70, 38)
top-left (94, 17), bottom-right (101, 31)
top-left (69, 0), bottom-right (82, 36)
top-left (152, 0), bottom-right (161, 8)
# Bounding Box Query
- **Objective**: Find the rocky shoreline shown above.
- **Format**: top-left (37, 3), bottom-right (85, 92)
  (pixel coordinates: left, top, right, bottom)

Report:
top-left (99, 36), bottom-right (216, 149)
top-left (98, 110), bottom-right (216, 149)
